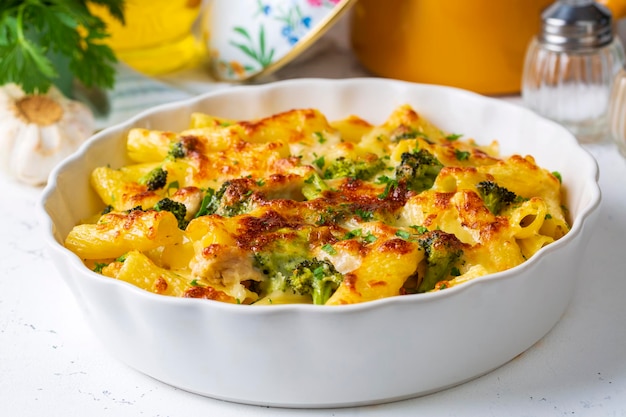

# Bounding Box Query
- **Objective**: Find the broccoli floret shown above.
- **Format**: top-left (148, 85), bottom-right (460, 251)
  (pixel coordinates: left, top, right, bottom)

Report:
top-left (254, 252), bottom-right (305, 285)
top-left (154, 198), bottom-right (188, 229)
top-left (288, 259), bottom-right (344, 305)
top-left (253, 248), bottom-right (343, 305)
top-left (476, 180), bottom-right (517, 215)
top-left (253, 245), bottom-right (310, 295)
top-left (168, 136), bottom-right (204, 160)
top-left (417, 230), bottom-right (464, 293)
top-left (323, 156), bottom-right (386, 181)
top-left (395, 149), bottom-right (443, 193)
top-left (195, 181), bottom-right (255, 218)
top-left (139, 167), bottom-right (167, 191)
top-left (167, 141), bottom-right (186, 159)
top-left (218, 182), bottom-right (255, 217)
top-left (302, 173), bottom-right (330, 200)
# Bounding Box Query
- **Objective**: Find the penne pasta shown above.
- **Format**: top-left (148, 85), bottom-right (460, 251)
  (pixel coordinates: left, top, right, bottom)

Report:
top-left (64, 105), bottom-right (570, 305)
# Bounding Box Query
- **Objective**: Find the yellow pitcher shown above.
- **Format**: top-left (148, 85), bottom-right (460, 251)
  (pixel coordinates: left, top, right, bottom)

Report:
top-left (350, 0), bottom-right (626, 95)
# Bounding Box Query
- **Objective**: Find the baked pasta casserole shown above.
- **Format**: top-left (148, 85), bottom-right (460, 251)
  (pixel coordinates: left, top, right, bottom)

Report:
top-left (65, 105), bottom-right (569, 305)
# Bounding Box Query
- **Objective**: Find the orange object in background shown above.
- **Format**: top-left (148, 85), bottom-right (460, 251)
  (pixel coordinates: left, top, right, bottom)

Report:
top-left (350, 0), bottom-right (626, 95)
top-left (90, 0), bottom-right (203, 75)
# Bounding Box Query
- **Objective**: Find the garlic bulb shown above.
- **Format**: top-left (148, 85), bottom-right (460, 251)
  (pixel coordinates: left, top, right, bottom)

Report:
top-left (0, 84), bottom-right (95, 185)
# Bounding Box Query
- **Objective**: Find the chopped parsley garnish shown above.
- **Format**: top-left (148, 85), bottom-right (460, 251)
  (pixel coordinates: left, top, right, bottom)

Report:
top-left (321, 243), bottom-right (337, 255)
top-left (455, 149), bottom-right (470, 161)
top-left (314, 131), bottom-right (326, 144)
top-left (312, 155), bottom-right (325, 170)
top-left (355, 208), bottom-right (374, 221)
top-left (410, 225), bottom-right (429, 234)
top-left (195, 189), bottom-right (216, 218)
top-left (93, 262), bottom-right (108, 273)
top-left (392, 130), bottom-right (430, 142)
top-left (393, 131), bottom-right (419, 141)
top-left (552, 171), bottom-right (562, 183)
top-left (343, 228), bottom-right (362, 240)
top-left (395, 230), bottom-right (411, 240)
top-left (167, 181), bottom-right (180, 192)
top-left (446, 133), bottom-right (463, 141)
top-left (364, 232), bottom-right (378, 244)
top-left (376, 175), bottom-right (398, 199)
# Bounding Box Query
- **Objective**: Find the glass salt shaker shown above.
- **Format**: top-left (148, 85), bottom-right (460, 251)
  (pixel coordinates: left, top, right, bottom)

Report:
top-left (522, 0), bottom-right (625, 143)
top-left (608, 67), bottom-right (626, 157)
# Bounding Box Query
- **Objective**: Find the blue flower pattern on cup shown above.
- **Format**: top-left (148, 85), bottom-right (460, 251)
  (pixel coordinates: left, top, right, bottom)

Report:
top-left (216, 0), bottom-right (341, 80)
top-left (276, 5), bottom-right (313, 45)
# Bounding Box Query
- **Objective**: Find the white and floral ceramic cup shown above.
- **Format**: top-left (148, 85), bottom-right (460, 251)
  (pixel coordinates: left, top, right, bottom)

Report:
top-left (204, 0), bottom-right (355, 81)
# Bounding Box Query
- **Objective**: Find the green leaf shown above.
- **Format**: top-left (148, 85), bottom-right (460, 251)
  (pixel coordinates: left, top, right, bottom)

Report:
top-left (267, 48), bottom-right (275, 64)
top-left (259, 24), bottom-right (266, 61)
top-left (0, 15), bottom-right (18, 45)
top-left (89, 0), bottom-right (126, 23)
top-left (233, 26), bottom-right (252, 40)
top-left (0, 0), bottom-right (123, 93)
top-left (229, 41), bottom-right (259, 62)
top-left (0, 40), bottom-right (57, 93)
top-left (69, 41), bottom-right (117, 89)
top-left (257, 24), bottom-right (274, 67)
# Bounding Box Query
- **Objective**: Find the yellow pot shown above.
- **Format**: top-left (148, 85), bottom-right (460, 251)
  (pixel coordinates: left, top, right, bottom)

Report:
top-left (350, 0), bottom-right (625, 95)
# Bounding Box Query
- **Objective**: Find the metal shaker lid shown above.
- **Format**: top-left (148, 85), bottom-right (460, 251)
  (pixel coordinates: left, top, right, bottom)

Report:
top-left (539, 0), bottom-right (614, 52)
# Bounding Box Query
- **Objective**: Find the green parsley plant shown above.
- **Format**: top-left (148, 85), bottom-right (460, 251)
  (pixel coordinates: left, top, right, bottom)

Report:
top-left (0, 0), bottom-right (125, 94)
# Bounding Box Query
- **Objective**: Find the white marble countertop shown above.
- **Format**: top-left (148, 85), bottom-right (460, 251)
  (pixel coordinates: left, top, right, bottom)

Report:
top-left (3, 14), bottom-right (626, 417)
